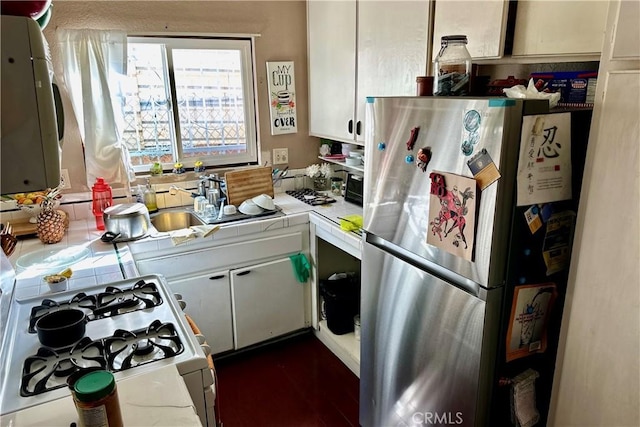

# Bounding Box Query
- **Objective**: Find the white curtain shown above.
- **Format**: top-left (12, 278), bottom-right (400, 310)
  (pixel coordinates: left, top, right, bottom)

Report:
top-left (57, 29), bottom-right (134, 187)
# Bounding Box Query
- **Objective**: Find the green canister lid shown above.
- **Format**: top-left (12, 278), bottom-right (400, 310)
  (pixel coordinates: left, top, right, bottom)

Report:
top-left (74, 371), bottom-right (116, 402)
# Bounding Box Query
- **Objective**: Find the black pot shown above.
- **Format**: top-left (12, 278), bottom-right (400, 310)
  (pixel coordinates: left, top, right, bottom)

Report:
top-left (35, 308), bottom-right (87, 348)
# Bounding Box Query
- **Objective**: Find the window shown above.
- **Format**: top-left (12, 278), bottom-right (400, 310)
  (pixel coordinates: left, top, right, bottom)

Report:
top-left (122, 37), bottom-right (258, 172)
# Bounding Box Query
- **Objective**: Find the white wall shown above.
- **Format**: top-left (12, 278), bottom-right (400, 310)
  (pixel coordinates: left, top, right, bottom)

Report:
top-left (43, 0), bottom-right (317, 192)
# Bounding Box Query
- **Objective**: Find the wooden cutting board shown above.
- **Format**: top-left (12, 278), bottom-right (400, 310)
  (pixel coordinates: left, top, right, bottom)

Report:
top-left (225, 167), bottom-right (274, 206)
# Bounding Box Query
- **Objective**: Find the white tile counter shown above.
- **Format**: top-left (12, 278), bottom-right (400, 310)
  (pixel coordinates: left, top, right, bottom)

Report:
top-left (5, 192), bottom-right (362, 292)
top-left (0, 365), bottom-right (201, 427)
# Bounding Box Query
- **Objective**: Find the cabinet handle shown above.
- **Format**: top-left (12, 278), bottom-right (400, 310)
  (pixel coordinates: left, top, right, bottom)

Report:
top-left (348, 119), bottom-right (353, 134)
top-left (237, 270), bottom-right (251, 276)
top-left (356, 121), bottom-right (362, 136)
top-left (209, 275), bottom-right (225, 280)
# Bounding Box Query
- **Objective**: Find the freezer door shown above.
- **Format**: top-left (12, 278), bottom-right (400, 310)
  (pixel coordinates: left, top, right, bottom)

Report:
top-left (360, 241), bottom-right (486, 427)
top-left (364, 97), bottom-right (531, 287)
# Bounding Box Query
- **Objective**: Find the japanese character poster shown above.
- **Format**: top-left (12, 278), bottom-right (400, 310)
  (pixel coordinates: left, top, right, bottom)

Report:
top-left (266, 61), bottom-right (297, 135)
top-left (506, 283), bottom-right (557, 362)
top-left (426, 172), bottom-right (477, 261)
top-left (516, 113), bottom-right (572, 206)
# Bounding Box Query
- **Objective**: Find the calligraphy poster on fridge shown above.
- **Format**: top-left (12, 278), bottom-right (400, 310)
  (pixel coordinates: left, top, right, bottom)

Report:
top-left (266, 61), bottom-right (297, 135)
top-left (516, 113), bottom-right (572, 206)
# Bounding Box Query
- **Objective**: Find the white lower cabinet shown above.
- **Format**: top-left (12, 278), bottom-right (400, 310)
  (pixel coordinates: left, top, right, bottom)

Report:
top-left (231, 257), bottom-right (306, 349)
top-left (170, 271), bottom-right (234, 355)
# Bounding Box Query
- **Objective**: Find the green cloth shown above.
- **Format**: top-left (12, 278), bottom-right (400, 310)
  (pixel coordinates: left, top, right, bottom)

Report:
top-left (289, 253), bottom-right (310, 283)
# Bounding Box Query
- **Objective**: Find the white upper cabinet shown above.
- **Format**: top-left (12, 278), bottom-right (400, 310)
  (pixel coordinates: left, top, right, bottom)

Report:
top-left (307, 0), bottom-right (357, 142)
top-left (433, 0), bottom-right (509, 59)
top-left (512, 1), bottom-right (608, 56)
top-left (308, 0), bottom-right (430, 145)
top-left (611, 0), bottom-right (640, 60)
top-left (356, 1), bottom-right (430, 143)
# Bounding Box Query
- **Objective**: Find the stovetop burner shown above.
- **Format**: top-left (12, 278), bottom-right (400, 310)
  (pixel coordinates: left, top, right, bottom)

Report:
top-left (21, 337), bottom-right (106, 397)
top-left (20, 320), bottom-right (184, 397)
top-left (286, 188), bottom-right (336, 206)
top-left (105, 320), bottom-right (184, 371)
top-left (28, 279), bottom-right (163, 333)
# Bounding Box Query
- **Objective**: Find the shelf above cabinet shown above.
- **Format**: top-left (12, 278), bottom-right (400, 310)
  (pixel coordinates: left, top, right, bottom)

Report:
top-left (319, 156), bottom-right (364, 173)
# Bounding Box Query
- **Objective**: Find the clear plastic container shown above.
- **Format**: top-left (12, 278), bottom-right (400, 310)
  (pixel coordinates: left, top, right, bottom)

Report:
top-left (433, 35), bottom-right (472, 96)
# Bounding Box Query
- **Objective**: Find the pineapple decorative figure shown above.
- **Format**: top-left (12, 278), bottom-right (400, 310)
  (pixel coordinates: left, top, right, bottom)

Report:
top-left (36, 186), bottom-right (65, 244)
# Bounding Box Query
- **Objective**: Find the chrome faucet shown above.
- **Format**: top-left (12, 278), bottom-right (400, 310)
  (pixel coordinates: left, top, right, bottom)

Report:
top-left (198, 174), bottom-right (227, 202)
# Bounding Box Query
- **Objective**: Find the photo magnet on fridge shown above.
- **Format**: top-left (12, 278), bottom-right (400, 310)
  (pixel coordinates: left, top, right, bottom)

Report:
top-left (506, 283), bottom-right (557, 362)
top-left (426, 171), bottom-right (477, 261)
top-left (467, 148), bottom-right (501, 190)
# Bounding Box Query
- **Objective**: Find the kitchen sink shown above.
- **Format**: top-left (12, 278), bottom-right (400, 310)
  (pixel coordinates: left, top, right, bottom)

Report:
top-left (150, 210), bottom-right (205, 232)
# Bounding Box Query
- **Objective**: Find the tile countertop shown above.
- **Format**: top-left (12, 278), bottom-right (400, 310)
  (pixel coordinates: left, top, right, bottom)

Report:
top-left (0, 365), bottom-right (201, 426)
top-left (6, 192), bottom-right (363, 295)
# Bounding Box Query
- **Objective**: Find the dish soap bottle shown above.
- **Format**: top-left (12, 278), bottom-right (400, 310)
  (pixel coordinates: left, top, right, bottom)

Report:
top-left (143, 178), bottom-right (158, 213)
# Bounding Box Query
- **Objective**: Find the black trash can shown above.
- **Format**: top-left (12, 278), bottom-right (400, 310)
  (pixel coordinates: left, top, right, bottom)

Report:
top-left (320, 275), bottom-right (360, 335)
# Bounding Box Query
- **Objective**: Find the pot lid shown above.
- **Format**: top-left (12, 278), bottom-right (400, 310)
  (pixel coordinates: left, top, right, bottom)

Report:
top-left (103, 202), bottom-right (148, 217)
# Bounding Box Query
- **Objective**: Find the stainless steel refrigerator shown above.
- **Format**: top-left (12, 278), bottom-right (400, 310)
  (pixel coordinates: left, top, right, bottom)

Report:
top-left (360, 97), bottom-right (591, 426)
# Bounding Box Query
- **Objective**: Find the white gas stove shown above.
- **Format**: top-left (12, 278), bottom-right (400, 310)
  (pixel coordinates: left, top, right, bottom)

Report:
top-left (0, 274), bottom-right (214, 426)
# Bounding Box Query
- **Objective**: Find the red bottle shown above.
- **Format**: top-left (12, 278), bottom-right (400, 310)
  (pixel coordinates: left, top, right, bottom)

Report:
top-left (92, 178), bottom-right (113, 230)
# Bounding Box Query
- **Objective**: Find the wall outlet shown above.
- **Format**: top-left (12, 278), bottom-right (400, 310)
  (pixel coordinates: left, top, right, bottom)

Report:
top-left (60, 169), bottom-right (71, 189)
top-left (273, 148), bottom-right (289, 164)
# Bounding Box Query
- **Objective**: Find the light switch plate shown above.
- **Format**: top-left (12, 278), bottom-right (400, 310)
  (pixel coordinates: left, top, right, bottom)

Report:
top-left (273, 148), bottom-right (289, 164)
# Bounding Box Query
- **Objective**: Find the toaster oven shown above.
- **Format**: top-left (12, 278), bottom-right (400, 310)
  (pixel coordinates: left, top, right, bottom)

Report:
top-left (344, 173), bottom-right (363, 206)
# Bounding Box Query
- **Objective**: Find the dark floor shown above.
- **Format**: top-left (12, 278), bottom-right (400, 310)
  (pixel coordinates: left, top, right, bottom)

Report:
top-left (214, 332), bottom-right (360, 427)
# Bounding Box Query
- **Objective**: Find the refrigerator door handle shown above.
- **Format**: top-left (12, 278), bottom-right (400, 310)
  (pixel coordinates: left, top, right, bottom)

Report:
top-left (365, 232), bottom-right (488, 300)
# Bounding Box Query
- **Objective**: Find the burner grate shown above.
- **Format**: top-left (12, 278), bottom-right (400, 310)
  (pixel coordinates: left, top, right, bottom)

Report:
top-left (286, 189), bottom-right (336, 206)
top-left (20, 338), bottom-right (106, 397)
top-left (105, 320), bottom-right (184, 371)
top-left (28, 280), bottom-right (163, 333)
top-left (20, 320), bottom-right (184, 398)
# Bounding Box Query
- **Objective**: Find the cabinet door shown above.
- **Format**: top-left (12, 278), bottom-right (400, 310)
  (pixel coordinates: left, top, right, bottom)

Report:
top-left (231, 257), bottom-right (306, 349)
top-left (170, 271), bottom-right (234, 355)
top-left (307, 0), bottom-right (357, 142)
top-left (433, 0), bottom-right (508, 59)
top-left (512, 1), bottom-right (608, 56)
top-left (356, 1), bottom-right (430, 144)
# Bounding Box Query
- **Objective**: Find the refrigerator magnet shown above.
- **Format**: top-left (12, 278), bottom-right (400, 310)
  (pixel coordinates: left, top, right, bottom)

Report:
top-left (427, 171), bottom-right (477, 261)
top-left (415, 147), bottom-right (431, 172)
top-left (542, 211), bottom-right (576, 275)
top-left (506, 283), bottom-right (557, 362)
top-left (524, 205), bottom-right (543, 234)
top-left (467, 148), bottom-right (501, 190)
top-left (406, 126), bottom-right (420, 151)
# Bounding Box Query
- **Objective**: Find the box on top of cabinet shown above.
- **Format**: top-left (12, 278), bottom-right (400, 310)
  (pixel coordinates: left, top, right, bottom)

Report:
top-left (530, 71), bottom-right (598, 107)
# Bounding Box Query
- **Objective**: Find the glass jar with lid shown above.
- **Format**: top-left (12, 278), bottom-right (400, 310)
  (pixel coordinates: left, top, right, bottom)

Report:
top-left (433, 35), bottom-right (472, 96)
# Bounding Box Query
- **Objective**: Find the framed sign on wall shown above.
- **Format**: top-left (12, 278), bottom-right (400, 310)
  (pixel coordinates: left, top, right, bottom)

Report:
top-left (266, 61), bottom-right (297, 135)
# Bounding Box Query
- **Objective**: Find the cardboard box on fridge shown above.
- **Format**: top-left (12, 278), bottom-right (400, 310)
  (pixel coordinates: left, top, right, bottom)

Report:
top-left (530, 71), bottom-right (598, 107)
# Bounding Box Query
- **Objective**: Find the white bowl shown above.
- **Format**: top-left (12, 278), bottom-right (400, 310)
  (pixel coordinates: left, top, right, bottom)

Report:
top-left (238, 199), bottom-right (265, 215)
top-left (252, 194), bottom-right (275, 210)
top-left (223, 205), bottom-right (237, 216)
top-left (350, 149), bottom-right (364, 158)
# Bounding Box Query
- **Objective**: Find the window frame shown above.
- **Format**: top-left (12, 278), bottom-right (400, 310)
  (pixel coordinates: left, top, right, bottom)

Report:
top-left (125, 36), bottom-right (259, 173)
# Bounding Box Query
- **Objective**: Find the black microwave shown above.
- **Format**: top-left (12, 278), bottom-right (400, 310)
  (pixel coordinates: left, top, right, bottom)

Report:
top-left (344, 173), bottom-right (363, 206)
